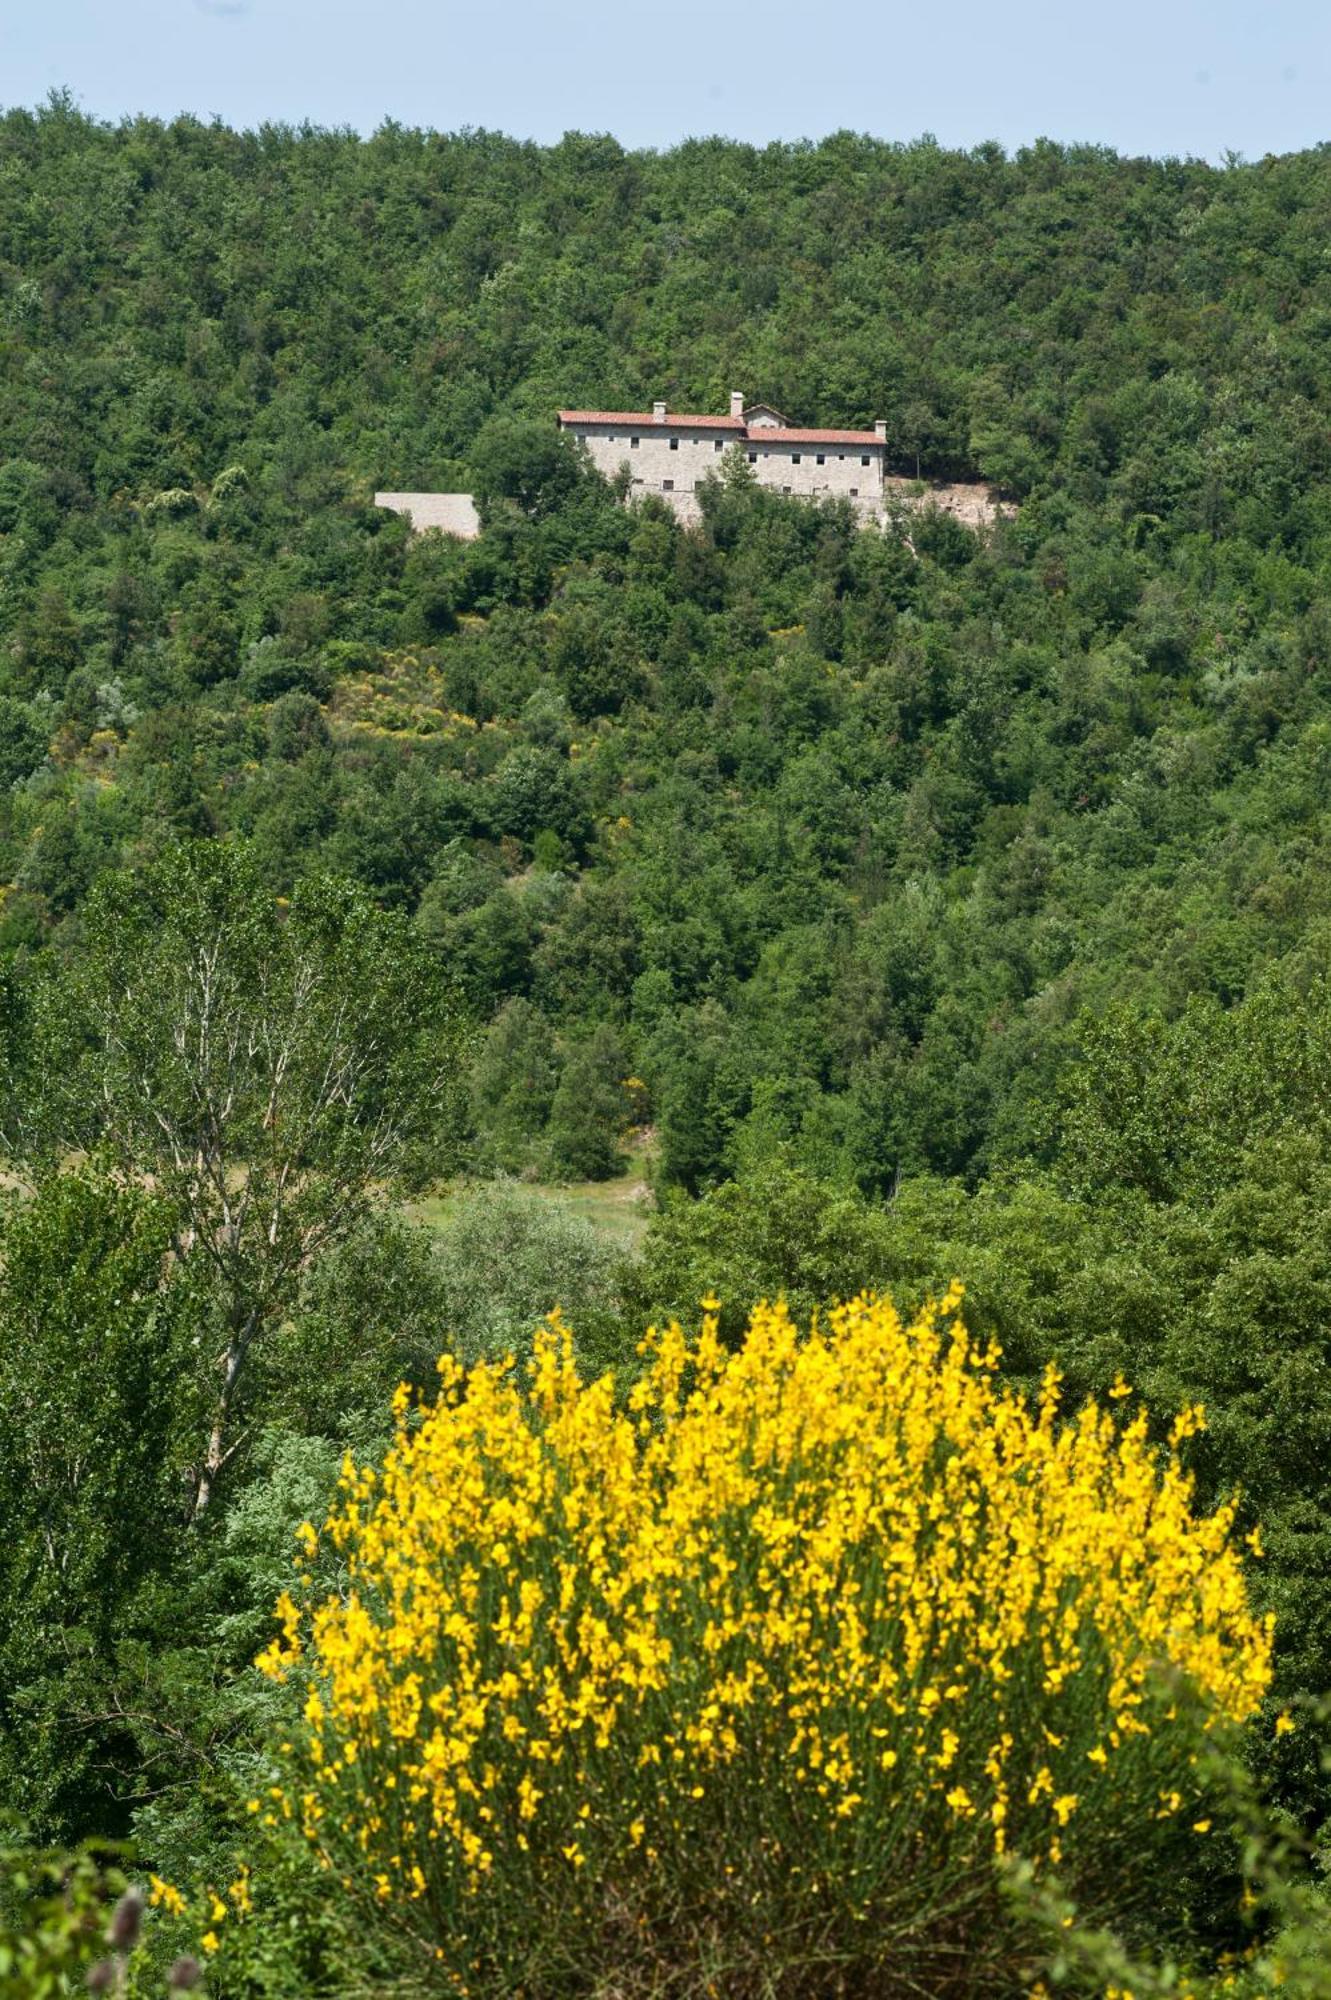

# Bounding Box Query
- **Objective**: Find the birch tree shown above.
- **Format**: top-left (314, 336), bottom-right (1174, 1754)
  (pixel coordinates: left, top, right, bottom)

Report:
top-left (4, 841), bottom-right (467, 1516)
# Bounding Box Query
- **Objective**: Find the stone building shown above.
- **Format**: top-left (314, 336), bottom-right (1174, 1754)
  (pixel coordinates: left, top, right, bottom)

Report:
top-left (557, 391), bottom-right (889, 525)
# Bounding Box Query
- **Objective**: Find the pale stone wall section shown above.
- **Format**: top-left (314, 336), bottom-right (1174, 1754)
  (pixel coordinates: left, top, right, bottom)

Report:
top-left (565, 425), bottom-right (889, 517)
top-left (571, 424), bottom-right (738, 505)
top-left (374, 492), bottom-right (481, 539)
top-left (742, 436), bottom-right (885, 508)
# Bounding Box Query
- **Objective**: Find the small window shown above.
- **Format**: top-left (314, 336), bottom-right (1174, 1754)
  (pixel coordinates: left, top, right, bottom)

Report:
top-left (669, 437), bottom-right (679, 451)
top-left (782, 485), bottom-right (791, 495)
top-left (792, 452), bottom-right (802, 464)
top-left (850, 487), bottom-right (859, 497)
top-left (630, 436), bottom-right (640, 448)
top-left (861, 455), bottom-right (870, 467)
top-left (838, 453), bottom-right (845, 461)
top-left (608, 434), bottom-right (616, 441)
top-left (816, 453), bottom-right (825, 465)
top-left (714, 439), bottom-right (723, 452)
top-left (747, 451), bottom-right (757, 463)
top-left (663, 478), bottom-right (674, 491)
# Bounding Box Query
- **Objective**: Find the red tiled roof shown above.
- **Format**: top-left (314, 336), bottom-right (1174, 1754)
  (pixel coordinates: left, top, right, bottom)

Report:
top-left (559, 409), bottom-right (744, 430)
top-left (746, 427), bottom-right (883, 447)
top-left (558, 411), bottom-right (884, 447)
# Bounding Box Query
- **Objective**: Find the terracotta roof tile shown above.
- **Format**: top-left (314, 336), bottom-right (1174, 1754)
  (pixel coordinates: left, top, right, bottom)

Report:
top-left (745, 427), bottom-right (884, 447)
top-left (558, 411), bottom-right (885, 447)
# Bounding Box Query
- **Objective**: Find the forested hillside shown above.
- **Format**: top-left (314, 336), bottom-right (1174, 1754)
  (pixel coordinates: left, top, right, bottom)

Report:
top-left (7, 102), bottom-right (1331, 1181)
top-left (4, 97), bottom-right (1331, 1995)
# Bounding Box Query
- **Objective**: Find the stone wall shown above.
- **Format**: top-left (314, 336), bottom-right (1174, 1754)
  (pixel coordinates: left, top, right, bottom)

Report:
top-left (574, 423), bottom-right (737, 508)
top-left (566, 422), bottom-right (887, 522)
top-left (742, 436), bottom-right (884, 508)
top-left (374, 492), bottom-right (481, 538)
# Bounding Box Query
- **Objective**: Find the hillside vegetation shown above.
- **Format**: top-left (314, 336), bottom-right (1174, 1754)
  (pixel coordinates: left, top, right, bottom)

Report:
top-left (3, 99), bottom-right (1331, 1994)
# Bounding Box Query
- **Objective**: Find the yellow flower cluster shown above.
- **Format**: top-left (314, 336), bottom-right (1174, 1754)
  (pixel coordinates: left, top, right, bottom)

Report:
top-left (257, 1291), bottom-right (1272, 1972)
top-left (147, 1867), bottom-right (250, 1957)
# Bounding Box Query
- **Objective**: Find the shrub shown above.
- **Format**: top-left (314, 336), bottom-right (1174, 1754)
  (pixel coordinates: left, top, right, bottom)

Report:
top-left (255, 1292), bottom-right (1272, 1997)
top-left (426, 1179), bottom-right (628, 1376)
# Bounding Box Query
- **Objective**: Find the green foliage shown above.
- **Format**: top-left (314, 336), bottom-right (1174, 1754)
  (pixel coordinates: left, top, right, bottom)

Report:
top-left (3, 840), bottom-right (469, 1514)
top-left (261, 1215), bottom-right (458, 1440)
top-left (1009, 1712), bottom-right (1331, 1999)
top-left (472, 417), bottom-right (592, 523)
top-left (632, 1152), bottom-right (1331, 1831)
top-left (628, 1156), bottom-right (898, 1346)
top-left (425, 1178), bottom-right (631, 1376)
top-left (469, 998), bottom-right (560, 1172)
top-left (0, 1834), bottom-right (135, 1998)
top-left (0, 697), bottom-right (47, 789)
top-left (0, 1176), bottom-right (204, 1834)
top-left (4, 104), bottom-right (1331, 1985)
top-left (8, 117), bottom-right (1331, 1211)
top-left (544, 1023), bottom-right (631, 1180)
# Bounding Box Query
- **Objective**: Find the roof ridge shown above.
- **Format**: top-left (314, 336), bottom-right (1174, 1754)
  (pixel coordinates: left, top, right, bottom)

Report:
top-left (559, 410), bottom-right (885, 445)
top-left (558, 408), bottom-right (745, 428)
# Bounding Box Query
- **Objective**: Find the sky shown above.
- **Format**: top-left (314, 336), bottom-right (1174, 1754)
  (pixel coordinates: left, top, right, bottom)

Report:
top-left (5, 0), bottom-right (1331, 161)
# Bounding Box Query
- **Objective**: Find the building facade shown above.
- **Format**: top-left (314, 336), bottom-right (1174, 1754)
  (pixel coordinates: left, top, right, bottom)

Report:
top-left (557, 391), bottom-right (889, 525)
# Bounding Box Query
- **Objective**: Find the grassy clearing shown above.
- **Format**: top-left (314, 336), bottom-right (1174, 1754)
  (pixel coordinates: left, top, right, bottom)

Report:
top-left (407, 1169), bottom-right (654, 1255)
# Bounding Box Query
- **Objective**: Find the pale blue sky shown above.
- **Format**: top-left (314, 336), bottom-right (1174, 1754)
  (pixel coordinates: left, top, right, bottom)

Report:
top-left (5, 0), bottom-right (1330, 160)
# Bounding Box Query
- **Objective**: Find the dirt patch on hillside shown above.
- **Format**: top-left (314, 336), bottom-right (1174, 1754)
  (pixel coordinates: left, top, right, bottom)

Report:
top-left (885, 477), bottom-right (1015, 527)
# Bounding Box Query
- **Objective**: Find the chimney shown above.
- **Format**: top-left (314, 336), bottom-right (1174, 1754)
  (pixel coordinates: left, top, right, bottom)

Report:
top-left (874, 420), bottom-right (888, 442)
top-left (652, 400), bottom-right (667, 423)
top-left (730, 390), bottom-right (744, 418)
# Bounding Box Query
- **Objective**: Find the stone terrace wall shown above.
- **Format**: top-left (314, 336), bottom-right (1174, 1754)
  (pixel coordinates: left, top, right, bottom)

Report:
top-left (374, 492), bottom-right (481, 538)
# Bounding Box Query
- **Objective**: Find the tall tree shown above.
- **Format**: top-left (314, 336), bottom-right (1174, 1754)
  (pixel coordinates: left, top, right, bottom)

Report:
top-left (3, 842), bottom-right (468, 1514)
top-left (0, 1172), bottom-right (201, 1832)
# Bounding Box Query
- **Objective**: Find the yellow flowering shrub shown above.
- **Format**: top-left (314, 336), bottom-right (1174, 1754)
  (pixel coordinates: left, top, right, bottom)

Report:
top-left (257, 1290), bottom-right (1273, 1996)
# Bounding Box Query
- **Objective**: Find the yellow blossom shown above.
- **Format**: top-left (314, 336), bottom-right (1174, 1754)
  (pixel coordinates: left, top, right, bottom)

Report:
top-left (253, 1293), bottom-right (1273, 1983)
top-left (148, 1875), bottom-right (186, 1917)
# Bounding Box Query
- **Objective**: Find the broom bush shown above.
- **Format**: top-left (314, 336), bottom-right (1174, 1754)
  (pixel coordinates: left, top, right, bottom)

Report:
top-left (254, 1290), bottom-right (1273, 1996)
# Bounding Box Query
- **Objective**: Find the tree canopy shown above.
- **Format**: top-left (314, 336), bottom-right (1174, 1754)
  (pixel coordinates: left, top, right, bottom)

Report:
top-left (4, 104), bottom-right (1331, 1986)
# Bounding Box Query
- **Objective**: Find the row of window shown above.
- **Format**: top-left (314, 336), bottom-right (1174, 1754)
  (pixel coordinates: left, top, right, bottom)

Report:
top-left (604, 433), bottom-right (873, 468)
top-left (747, 450), bottom-right (872, 467)
top-left (650, 480), bottom-right (862, 496)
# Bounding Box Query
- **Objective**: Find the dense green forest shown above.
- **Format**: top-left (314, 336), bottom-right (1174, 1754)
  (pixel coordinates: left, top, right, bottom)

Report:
top-left (4, 95), bottom-right (1331, 1993)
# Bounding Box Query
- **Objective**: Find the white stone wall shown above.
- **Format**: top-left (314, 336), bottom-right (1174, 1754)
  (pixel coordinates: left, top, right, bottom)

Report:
top-left (564, 422), bottom-right (886, 523)
top-left (569, 422), bottom-right (736, 505)
top-left (374, 492), bottom-right (481, 538)
top-left (742, 438), bottom-right (884, 507)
